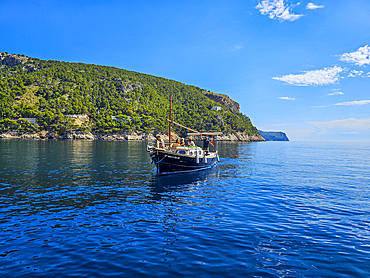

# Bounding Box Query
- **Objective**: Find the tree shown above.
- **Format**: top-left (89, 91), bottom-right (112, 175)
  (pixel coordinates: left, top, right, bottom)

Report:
top-left (17, 119), bottom-right (37, 133)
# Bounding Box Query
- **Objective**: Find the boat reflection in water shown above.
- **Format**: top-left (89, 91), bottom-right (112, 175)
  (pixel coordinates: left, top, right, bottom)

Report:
top-left (149, 168), bottom-right (220, 201)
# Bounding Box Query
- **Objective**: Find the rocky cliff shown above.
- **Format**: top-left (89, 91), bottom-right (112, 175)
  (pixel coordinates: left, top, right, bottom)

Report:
top-left (202, 92), bottom-right (240, 113)
top-left (0, 53), bottom-right (28, 66)
top-left (0, 52), bottom-right (38, 72)
top-left (217, 132), bottom-right (265, 142)
top-left (0, 130), bottom-right (265, 142)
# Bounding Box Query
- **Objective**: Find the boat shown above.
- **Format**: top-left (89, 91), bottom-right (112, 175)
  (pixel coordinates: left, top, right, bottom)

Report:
top-left (146, 95), bottom-right (222, 175)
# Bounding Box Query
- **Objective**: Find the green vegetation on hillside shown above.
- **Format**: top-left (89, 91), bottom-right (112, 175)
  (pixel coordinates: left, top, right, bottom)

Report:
top-left (0, 53), bottom-right (259, 136)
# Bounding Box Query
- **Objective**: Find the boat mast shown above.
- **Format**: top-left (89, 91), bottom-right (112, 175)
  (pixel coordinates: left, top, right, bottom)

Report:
top-left (168, 93), bottom-right (172, 146)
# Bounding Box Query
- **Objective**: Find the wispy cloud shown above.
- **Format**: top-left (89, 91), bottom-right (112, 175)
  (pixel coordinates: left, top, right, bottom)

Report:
top-left (273, 66), bottom-right (344, 86)
top-left (306, 3), bottom-right (324, 10)
top-left (348, 69), bottom-right (363, 77)
top-left (308, 118), bottom-right (370, 132)
top-left (334, 100), bottom-right (370, 106)
top-left (328, 89), bottom-right (344, 96)
top-left (274, 46), bottom-right (370, 87)
top-left (279, 96), bottom-right (295, 100)
top-left (232, 45), bottom-right (243, 51)
top-left (339, 45), bottom-right (370, 66)
top-left (256, 0), bottom-right (303, 22)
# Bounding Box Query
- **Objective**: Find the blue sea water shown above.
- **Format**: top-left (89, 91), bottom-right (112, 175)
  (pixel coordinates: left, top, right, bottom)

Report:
top-left (0, 139), bottom-right (370, 277)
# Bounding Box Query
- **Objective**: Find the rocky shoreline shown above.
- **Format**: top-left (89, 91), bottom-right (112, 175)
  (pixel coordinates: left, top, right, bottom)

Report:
top-left (0, 130), bottom-right (265, 142)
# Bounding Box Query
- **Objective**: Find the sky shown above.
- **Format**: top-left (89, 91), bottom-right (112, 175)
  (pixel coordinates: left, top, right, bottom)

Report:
top-left (1, 0), bottom-right (370, 141)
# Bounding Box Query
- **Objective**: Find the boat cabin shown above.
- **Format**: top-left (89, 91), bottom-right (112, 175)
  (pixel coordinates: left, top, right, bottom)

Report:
top-left (168, 146), bottom-right (205, 157)
top-left (147, 142), bottom-right (206, 157)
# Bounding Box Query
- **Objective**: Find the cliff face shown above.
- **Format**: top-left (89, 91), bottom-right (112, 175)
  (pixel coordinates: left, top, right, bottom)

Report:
top-left (217, 131), bottom-right (265, 142)
top-left (202, 92), bottom-right (240, 113)
top-left (0, 53), bottom-right (38, 72)
top-left (0, 53), bottom-right (28, 66)
top-left (112, 78), bottom-right (144, 94)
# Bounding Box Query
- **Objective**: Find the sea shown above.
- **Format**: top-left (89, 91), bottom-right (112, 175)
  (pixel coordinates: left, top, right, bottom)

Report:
top-left (1, 139), bottom-right (370, 277)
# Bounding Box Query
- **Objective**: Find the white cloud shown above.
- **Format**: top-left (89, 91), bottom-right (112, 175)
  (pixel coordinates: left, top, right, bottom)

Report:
top-left (334, 100), bottom-right (370, 106)
top-left (273, 66), bottom-right (344, 86)
top-left (339, 45), bottom-right (370, 66)
top-left (306, 3), bottom-right (324, 9)
top-left (308, 118), bottom-right (370, 131)
top-left (232, 45), bottom-right (243, 51)
top-left (328, 89), bottom-right (344, 96)
top-left (256, 0), bottom-right (303, 22)
top-left (279, 96), bottom-right (295, 100)
top-left (348, 69), bottom-right (363, 77)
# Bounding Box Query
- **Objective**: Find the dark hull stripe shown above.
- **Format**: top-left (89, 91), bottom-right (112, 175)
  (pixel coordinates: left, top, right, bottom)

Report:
top-left (160, 161), bottom-right (215, 169)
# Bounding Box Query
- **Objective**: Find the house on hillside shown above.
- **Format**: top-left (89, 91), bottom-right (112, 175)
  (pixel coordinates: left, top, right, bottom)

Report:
top-left (112, 116), bottom-right (131, 122)
top-left (19, 118), bottom-right (38, 125)
top-left (211, 106), bottom-right (222, 111)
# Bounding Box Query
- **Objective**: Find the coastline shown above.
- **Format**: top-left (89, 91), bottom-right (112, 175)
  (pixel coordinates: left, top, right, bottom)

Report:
top-left (0, 130), bottom-right (265, 142)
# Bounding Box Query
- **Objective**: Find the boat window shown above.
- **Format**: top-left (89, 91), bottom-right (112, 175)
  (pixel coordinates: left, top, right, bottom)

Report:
top-left (199, 151), bottom-right (202, 155)
top-left (178, 150), bottom-right (186, 155)
top-left (189, 151), bottom-right (193, 156)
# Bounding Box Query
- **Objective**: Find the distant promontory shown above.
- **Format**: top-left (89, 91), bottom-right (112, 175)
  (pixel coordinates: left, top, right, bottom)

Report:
top-left (258, 130), bottom-right (289, 141)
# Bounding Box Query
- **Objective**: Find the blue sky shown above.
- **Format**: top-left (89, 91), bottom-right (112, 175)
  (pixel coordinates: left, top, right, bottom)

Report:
top-left (1, 0), bottom-right (370, 141)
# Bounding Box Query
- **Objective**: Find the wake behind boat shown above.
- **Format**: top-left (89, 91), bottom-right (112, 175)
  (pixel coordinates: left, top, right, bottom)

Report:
top-left (146, 94), bottom-right (221, 175)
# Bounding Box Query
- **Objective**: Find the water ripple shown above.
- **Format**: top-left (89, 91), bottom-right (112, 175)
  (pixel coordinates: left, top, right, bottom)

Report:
top-left (1, 140), bottom-right (370, 276)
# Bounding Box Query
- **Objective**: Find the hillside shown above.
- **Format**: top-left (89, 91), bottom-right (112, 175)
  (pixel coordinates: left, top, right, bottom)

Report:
top-left (0, 52), bottom-right (263, 140)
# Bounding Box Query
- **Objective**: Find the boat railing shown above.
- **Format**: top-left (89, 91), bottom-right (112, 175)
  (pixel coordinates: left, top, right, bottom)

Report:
top-left (147, 141), bottom-right (216, 158)
top-left (146, 142), bottom-right (156, 152)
